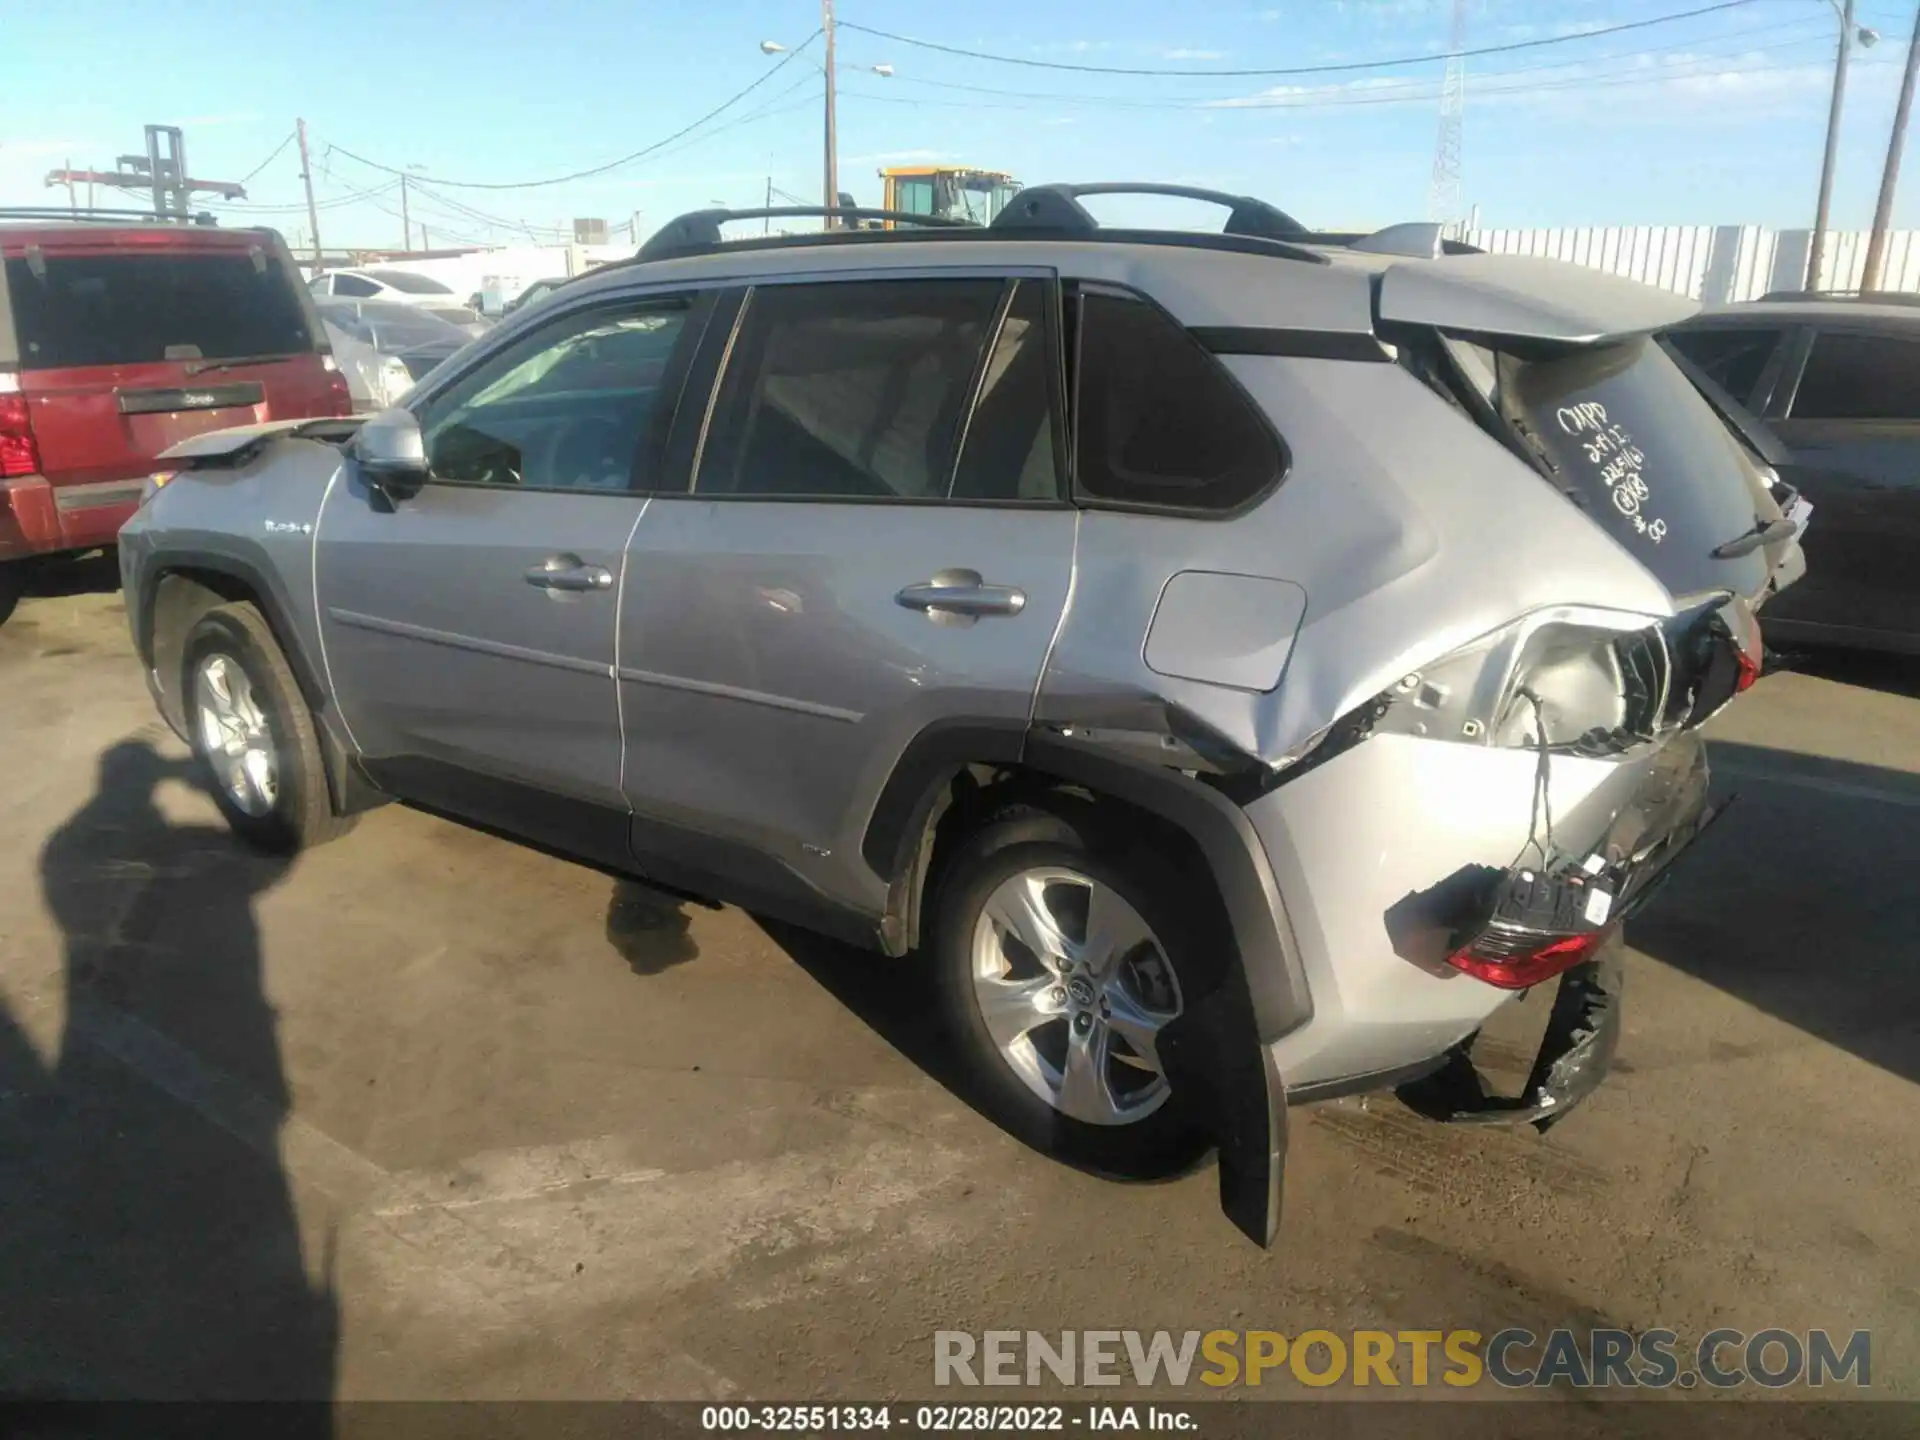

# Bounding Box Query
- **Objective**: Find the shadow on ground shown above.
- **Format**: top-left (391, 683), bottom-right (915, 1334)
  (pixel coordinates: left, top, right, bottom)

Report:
top-left (1773, 646), bottom-right (1920, 701)
top-left (0, 740), bottom-right (336, 1415)
top-left (1633, 738), bottom-right (1920, 1088)
top-left (23, 550), bottom-right (122, 601)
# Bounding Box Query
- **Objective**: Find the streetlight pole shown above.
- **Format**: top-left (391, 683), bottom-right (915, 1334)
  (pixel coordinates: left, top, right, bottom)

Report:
top-left (757, 31), bottom-right (892, 227)
top-left (1808, 0), bottom-right (1881, 291)
top-left (822, 0), bottom-right (839, 225)
top-left (1862, 4), bottom-right (1920, 291)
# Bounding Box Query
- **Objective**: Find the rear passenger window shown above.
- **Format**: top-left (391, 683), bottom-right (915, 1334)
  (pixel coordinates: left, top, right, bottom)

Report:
top-left (333, 274), bottom-right (380, 298)
top-left (697, 279), bottom-right (1003, 500)
top-left (1791, 330), bottom-right (1920, 420)
top-left (1072, 289), bottom-right (1283, 512)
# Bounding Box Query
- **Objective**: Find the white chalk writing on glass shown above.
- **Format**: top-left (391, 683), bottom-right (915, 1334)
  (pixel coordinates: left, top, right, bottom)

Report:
top-left (1554, 400), bottom-right (1667, 544)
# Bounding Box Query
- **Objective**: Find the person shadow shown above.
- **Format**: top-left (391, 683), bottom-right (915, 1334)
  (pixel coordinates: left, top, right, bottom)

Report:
top-left (0, 740), bottom-right (337, 1421)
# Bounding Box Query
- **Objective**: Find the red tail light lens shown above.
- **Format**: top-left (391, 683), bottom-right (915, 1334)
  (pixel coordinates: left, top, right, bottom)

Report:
top-left (323, 366), bottom-right (354, 418)
top-left (1734, 632), bottom-right (1762, 693)
top-left (1446, 928), bottom-right (1609, 991)
top-left (0, 393), bottom-right (41, 479)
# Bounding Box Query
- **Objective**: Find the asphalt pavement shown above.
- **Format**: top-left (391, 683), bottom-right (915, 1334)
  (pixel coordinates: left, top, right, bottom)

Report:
top-left (0, 560), bottom-right (1914, 1407)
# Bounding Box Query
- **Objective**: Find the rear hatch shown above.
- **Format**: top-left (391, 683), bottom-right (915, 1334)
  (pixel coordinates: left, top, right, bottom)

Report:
top-left (1378, 255), bottom-right (1778, 606)
top-left (1, 229), bottom-right (348, 491)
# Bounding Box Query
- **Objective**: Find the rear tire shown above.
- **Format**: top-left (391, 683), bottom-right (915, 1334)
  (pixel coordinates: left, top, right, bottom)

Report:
top-left (0, 560), bottom-right (29, 628)
top-left (930, 799), bottom-right (1210, 1178)
top-left (181, 602), bottom-right (350, 854)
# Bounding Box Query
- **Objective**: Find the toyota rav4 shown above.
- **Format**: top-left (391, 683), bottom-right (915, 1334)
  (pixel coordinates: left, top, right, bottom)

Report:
top-left (118, 186), bottom-right (1780, 1245)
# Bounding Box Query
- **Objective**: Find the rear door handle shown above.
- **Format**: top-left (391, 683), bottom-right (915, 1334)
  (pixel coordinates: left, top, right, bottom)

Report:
top-left (525, 555), bottom-right (614, 593)
top-left (895, 568), bottom-right (1027, 619)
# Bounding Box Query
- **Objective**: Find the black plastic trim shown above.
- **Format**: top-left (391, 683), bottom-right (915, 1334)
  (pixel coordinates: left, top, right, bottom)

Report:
top-left (118, 382), bottom-right (265, 415)
top-left (1191, 326), bottom-right (1391, 362)
top-left (1022, 732), bottom-right (1313, 1042)
top-left (137, 549), bottom-right (328, 714)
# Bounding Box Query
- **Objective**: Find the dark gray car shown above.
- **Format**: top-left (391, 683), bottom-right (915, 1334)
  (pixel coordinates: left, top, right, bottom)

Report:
top-left (1670, 297), bottom-right (1920, 655)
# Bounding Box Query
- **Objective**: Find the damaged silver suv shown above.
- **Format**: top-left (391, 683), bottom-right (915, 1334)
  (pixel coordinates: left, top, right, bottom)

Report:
top-left (119, 185), bottom-right (1783, 1246)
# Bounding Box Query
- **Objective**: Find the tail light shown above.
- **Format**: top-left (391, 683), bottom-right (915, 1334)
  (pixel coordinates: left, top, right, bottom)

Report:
top-left (320, 355), bottom-right (355, 418)
top-left (0, 391), bottom-right (41, 479)
top-left (1448, 925), bottom-right (1610, 990)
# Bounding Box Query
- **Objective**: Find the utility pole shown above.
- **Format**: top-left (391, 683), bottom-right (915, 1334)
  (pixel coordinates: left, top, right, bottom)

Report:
top-left (823, 0), bottom-right (839, 226)
top-left (1428, 0), bottom-right (1468, 233)
top-left (1808, 0), bottom-right (1860, 292)
top-left (63, 158), bottom-right (76, 214)
top-left (1862, 3), bottom-right (1920, 291)
top-left (296, 118), bottom-right (324, 267)
top-left (765, 173), bottom-right (774, 233)
top-left (400, 171), bottom-right (412, 251)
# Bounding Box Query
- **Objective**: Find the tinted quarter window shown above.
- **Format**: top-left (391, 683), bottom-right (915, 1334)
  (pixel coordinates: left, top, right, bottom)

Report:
top-left (5, 251), bottom-right (313, 368)
top-left (951, 280), bottom-right (1064, 503)
top-left (417, 302), bottom-right (689, 493)
top-left (1791, 330), bottom-right (1920, 420)
top-left (698, 279), bottom-right (1003, 500)
top-left (332, 274), bottom-right (380, 297)
top-left (1073, 290), bottom-right (1282, 512)
top-left (1664, 327), bottom-right (1781, 404)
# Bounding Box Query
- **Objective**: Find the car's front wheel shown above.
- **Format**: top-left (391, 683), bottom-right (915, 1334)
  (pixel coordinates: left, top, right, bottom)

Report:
top-left (932, 801), bottom-right (1210, 1177)
top-left (182, 602), bottom-right (348, 854)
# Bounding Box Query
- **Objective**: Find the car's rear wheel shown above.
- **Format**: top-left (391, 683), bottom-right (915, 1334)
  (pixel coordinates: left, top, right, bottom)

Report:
top-left (931, 801), bottom-right (1209, 1177)
top-left (182, 602), bottom-right (348, 854)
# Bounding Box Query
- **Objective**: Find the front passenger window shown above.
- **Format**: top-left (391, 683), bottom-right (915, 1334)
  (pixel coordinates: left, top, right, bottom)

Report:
top-left (417, 300), bottom-right (690, 492)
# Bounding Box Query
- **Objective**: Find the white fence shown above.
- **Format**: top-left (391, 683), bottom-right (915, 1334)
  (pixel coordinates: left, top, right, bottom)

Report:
top-left (1459, 226), bottom-right (1920, 304)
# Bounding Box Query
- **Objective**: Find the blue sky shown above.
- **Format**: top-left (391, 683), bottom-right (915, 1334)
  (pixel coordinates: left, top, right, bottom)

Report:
top-left (5, 0), bottom-right (1918, 248)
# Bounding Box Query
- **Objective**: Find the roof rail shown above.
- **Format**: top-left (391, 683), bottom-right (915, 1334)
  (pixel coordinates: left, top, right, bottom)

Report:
top-left (0, 206), bottom-right (219, 227)
top-left (638, 205), bottom-right (974, 261)
top-left (990, 183), bottom-right (1310, 243)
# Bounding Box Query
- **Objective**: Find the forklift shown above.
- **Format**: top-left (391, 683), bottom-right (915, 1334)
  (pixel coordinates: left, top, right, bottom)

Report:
top-left (878, 166), bottom-right (1020, 227)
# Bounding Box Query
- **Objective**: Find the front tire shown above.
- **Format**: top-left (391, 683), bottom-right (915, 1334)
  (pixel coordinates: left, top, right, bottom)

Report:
top-left (182, 602), bottom-right (348, 854)
top-left (931, 801), bottom-right (1209, 1177)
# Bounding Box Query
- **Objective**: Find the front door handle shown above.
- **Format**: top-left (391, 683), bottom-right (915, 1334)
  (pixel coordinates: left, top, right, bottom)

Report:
top-left (896, 568), bottom-right (1027, 620)
top-left (525, 555), bottom-right (614, 593)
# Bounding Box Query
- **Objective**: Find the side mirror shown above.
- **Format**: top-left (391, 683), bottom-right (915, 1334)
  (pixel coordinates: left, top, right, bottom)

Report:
top-left (353, 407), bottom-right (428, 501)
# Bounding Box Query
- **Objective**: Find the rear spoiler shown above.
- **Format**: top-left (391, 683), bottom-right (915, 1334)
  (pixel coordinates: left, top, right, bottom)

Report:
top-left (1376, 254), bottom-right (1698, 347)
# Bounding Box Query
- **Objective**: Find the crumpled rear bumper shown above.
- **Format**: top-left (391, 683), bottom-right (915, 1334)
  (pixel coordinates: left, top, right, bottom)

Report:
top-left (1396, 737), bottom-right (1728, 1129)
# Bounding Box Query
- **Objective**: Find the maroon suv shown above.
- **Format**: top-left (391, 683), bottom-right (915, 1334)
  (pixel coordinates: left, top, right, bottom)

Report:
top-left (0, 219), bottom-right (352, 625)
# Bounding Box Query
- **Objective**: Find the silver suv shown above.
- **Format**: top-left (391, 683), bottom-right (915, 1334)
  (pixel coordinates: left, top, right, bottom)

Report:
top-left (120, 186), bottom-right (1782, 1245)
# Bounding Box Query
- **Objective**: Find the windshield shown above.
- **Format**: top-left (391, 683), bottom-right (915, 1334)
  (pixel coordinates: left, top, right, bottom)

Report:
top-left (364, 269), bottom-right (456, 295)
top-left (317, 298), bottom-right (466, 351)
top-left (6, 250), bottom-right (314, 368)
top-left (1494, 336), bottom-right (1771, 600)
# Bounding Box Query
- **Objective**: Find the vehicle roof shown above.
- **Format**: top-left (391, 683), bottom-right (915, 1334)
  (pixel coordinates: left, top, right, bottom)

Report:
top-left (1690, 298), bottom-right (1920, 328)
top-left (566, 228), bottom-right (1696, 343)
top-left (0, 221), bottom-right (276, 254)
top-left (568, 234), bottom-right (1379, 333)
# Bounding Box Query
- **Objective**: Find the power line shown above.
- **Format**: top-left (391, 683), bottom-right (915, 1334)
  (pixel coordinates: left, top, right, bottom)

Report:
top-left (859, 14), bottom-right (1835, 108)
top-left (838, 38), bottom-right (1874, 117)
top-left (238, 131), bottom-right (296, 185)
top-left (837, 1), bottom-right (1766, 78)
top-left (325, 32), bottom-right (821, 191)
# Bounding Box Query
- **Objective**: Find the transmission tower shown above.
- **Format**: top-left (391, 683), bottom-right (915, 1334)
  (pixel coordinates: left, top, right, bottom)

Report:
top-left (1428, 0), bottom-right (1468, 233)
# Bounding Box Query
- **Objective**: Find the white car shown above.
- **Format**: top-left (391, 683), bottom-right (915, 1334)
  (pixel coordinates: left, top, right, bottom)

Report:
top-left (307, 267), bottom-right (487, 334)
